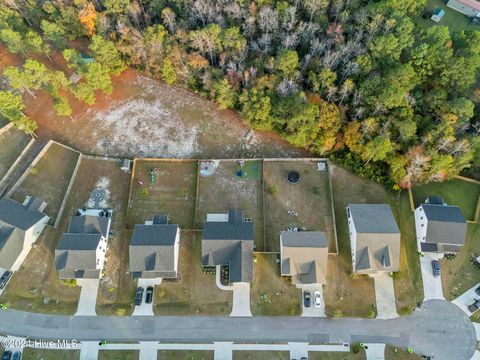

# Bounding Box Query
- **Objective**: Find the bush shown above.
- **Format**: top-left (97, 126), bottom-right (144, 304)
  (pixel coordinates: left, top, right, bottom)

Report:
top-left (30, 167), bottom-right (39, 175)
top-left (351, 343), bottom-right (361, 353)
top-left (333, 309), bottom-right (343, 318)
top-left (138, 186), bottom-right (149, 199)
top-left (313, 185), bottom-right (321, 195)
top-left (267, 185), bottom-right (277, 195)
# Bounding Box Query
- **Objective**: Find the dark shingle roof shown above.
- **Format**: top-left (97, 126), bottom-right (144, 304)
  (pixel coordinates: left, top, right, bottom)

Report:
top-left (130, 224), bottom-right (178, 246)
top-left (203, 222), bottom-right (253, 240)
top-left (280, 231), bottom-right (328, 248)
top-left (422, 204), bottom-right (466, 223)
top-left (153, 214), bottom-right (169, 225)
top-left (56, 233), bottom-right (102, 250)
top-left (421, 204), bottom-right (467, 246)
top-left (68, 215), bottom-right (109, 236)
top-left (348, 204), bottom-right (400, 233)
top-left (0, 198), bottom-right (47, 231)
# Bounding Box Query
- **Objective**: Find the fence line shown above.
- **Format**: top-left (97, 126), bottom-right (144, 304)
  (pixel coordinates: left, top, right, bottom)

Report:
top-left (0, 136), bottom-right (35, 192)
top-left (455, 175), bottom-right (480, 185)
top-left (408, 187), bottom-right (415, 212)
top-left (0, 122), bottom-right (13, 136)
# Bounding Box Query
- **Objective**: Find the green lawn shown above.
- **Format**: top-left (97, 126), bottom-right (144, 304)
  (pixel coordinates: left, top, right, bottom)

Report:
top-left (385, 345), bottom-right (422, 359)
top-left (98, 350), bottom-right (139, 360)
top-left (416, 0), bottom-right (479, 32)
top-left (233, 351), bottom-right (289, 359)
top-left (0, 127), bottom-right (31, 180)
top-left (308, 350), bottom-right (366, 360)
top-left (158, 350), bottom-right (213, 360)
top-left (22, 348), bottom-right (80, 360)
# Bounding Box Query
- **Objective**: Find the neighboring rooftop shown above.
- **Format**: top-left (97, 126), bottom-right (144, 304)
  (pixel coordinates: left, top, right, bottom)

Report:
top-left (0, 197), bottom-right (47, 231)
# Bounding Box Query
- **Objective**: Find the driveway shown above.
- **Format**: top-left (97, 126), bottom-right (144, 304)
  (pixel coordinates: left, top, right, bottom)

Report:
top-left (452, 282), bottom-right (480, 315)
top-left (216, 266), bottom-right (252, 317)
top-left (420, 253), bottom-right (444, 301)
top-left (288, 342), bottom-right (308, 359)
top-left (132, 278), bottom-right (162, 316)
top-left (75, 279), bottom-right (99, 316)
top-left (297, 284), bottom-right (325, 317)
top-left (370, 273), bottom-right (398, 319)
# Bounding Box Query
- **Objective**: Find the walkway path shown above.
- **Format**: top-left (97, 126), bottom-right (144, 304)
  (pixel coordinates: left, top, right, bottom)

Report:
top-left (215, 266), bottom-right (252, 317)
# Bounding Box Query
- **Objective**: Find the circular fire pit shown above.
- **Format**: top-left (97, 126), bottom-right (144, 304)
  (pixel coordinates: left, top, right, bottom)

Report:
top-left (287, 171), bottom-right (300, 184)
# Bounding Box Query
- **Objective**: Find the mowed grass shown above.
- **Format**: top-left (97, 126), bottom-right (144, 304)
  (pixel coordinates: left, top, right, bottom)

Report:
top-left (384, 345), bottom-right (422, 359)
top-left (195, 160), bottom-right (264, 251)
top-left (98, 350), bottom-right (139, 360)
top-left (22, 349), bottom-right (80, 360)
top-left (327, 165), bottom-right (423, 317)
top-left (413, 179), bottom-right (480, 300)
top-left (11, 142), bottom-right (80, 225)
top-left (308, 350), bottom-right (366, 360)
top-left (154, 231), bottom-right (232, 315)
top-left (263, 160), bottom-right (335, 252)
top-left (128, 160), bottom-right (197, 229)
top-left (233, 351), bottom-right (289, 359)
top-left (416, 0), bottom-right (479, 32)
top-left (0, 127), bottom-right (31, 180)
top-left (251, 253), bottom-right (301, 316)
top-left (158, 350), bottom-right (213, 360)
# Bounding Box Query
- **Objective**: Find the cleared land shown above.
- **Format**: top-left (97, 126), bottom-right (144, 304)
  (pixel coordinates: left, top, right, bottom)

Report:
top-left (0, 127), bottom-right (31, 180)
top-left (263, 160), bottom-right (335, 252)
top-left (233, 351), bottom-right (289, 359)
top-left (158, 350), bottom-right (213, 360)
top-left (22, 349), bottom-right (80, 360)
top-left (98, 350), bottom-right (139, 360)
top-left (195, 160), bottom-right (264, 251)
top-left (413, 179), bottom-right (480, 301)
top-left (10, 142), bottom-right (80, 225)
top-left (384, 345), bottom-right (422, 359)
top-left (416, 0), bottom-right (479, 32)
top-left (154, 231), bottom-right (232, 315)
top-left (251, 253), bottom-right (301, 316)
top-left (308, 350), bottom-right (366, 359)
top-left (128, 160), bottom-right (197, 229)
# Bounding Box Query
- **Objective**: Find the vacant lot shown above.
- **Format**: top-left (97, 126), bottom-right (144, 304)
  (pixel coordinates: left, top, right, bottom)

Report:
top-left (413, 179), bottom-right (480, 300)
top-left (263, 160), bottom-right (335, 252)
top-left (11, 142), bottom-right (80, 225)
top-left (154, 231), bottom-right (232, 315)
top-left (0, 127), bottom-right (31, 180)
top-left (158, 350), bottom-right (213, 360)
top-left (308, 350), bottom-right (366, 360)
top-left (128, 160), bottom-right (197, 229)
top-left (233, 351), bottom-right (289, 359)
top-left (384, 345), bottom-right (421, 359)
top-left (98, 350), bottom-right (139, 360)
top-left (416, 0), bottom-right (479, 32)
top-left (327, 164), bottom-right (422, 317)
top-left (22, 349), bottom-right (80, 360)
top-left (195, 160), bottom-right (264, 251)
top-left (251, 253), bottom-right (301, 316)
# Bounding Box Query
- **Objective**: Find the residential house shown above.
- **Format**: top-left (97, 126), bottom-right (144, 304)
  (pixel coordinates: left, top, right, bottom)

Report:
top-left (280, 231), bottom-right (328, 285)
top-left (414, 196), bottom-right (467, 253)
top-left (129, 214), bottom-right (180, 279)
top-left (347, 204), bottom-right (400, 274)
top-left (202, 209), bottom-right (254, 283)
top-left (0, 196), bottom-right (49, 271)
top-left (55, 208), bottom-right (112, 279)
top-left (447, 0), bottom-right (480, 17)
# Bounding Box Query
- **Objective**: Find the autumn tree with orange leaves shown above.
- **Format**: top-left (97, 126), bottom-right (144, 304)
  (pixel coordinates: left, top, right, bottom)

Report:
top-left (79, 3), bottom-right (96, 36)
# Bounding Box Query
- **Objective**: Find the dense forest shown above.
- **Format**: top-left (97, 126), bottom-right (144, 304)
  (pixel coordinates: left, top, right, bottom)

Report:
top-left (1, 0), bottom-right (480, 187)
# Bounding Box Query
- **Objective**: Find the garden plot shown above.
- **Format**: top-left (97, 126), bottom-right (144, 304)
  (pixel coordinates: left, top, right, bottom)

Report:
top-left (195, 160), bottom-right (264, 251)
top-left (0, 127), bottom-right (32, 181)
top-left (127, 160), bottom-right (197, 229)
top-left (263, 160), bottom-right (335, 252)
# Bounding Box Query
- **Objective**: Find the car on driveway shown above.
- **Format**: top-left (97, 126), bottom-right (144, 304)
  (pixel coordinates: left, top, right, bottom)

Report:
top-left (468, 299), bottom-right (480, 313)
top-left (303, 291), bottom-right (311, 308)
top-left (431, 260), bottom-right (441, 277)
top-left (12, 352), bottom-right (21, 360)
top-left (145, 286), bottom-right (153, 304)
top-left (135, 287), bottom-right (144, 306)
top-left (0, 271), bottom-right (12, 290)
top-left (1, 351), bottom-right (12, 360)
top-left (314, 291), bottom-right (321, 308)
top-left (475, 286), bottom-right (480, 296)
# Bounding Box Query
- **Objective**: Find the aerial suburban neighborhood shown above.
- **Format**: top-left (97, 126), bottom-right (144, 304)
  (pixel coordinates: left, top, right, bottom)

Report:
top-left (0, 0), bottom-right (480, 360)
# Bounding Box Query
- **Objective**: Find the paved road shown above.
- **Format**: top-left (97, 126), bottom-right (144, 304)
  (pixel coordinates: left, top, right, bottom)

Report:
top-left (0, 300), bottom-right (475, 360)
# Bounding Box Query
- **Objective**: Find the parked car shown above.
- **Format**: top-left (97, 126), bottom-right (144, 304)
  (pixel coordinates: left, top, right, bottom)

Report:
top-left (0, 271), bottom-right (12, 290)
top-left (475, 286), bottom-right (480, 296)
top-left (1, 351), bottom-right (12, 360)
top-left (12, 352), bottom-right (21, 360)
top-left (145, 286), bottom-right (154, 304)
top-left (314, 291), bottom-right (321, 308)
top-left (303, 291), bottom-right (311, 308)
top-left (431, 260), bottom-right (441, 277)
top-left (468, 299), bottom-right (480, 313)
top-left (135, 287), bottom-right (144, 306)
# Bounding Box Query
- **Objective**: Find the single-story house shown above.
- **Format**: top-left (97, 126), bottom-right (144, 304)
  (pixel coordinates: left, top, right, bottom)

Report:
top-left (0, 196), bottom-right (49, 271)
top-left (447, 0), bottom-right (480, 17)
top-left (414, 196), bottom-right (467, 253)
top-left (55, 208), bottom-right (112, 279)
top-left (202, 209), bottom-right (254, 283)
top-left (347, 204), bottom-right (400, 274)
top-left (129, 214), bottom-right (180, 279)
top-left (280, 231), bottom-right (328, 285)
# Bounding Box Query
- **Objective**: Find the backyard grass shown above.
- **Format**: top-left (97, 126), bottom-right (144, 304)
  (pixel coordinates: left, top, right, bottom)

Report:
top-left (416, 0), bottom-right (479, 32)
top-left (154, 231), bottom-right (232, 315)
top-left (263, 160), bottom-right (335, 253)
top-left (251, 253), bottom-right (301, 316)
top-left (413, 179), bottom-right (480, 300)
top-left (98, 350), bottom-right (139, 360)
top-left (308, 350), bottom-right (366, 360)
top-left (11, 142), bottom-right (80, 225)
top-left (195, 160), bottom-right (265, 251)
top-left (158, 350), bottom-right (213, 360)
top-left (384, 345), bottom-right (422, 359)
top-left (0, 127), bottom-right (32, 180)
top-left (22, 349), bottom-right (80, 360)
top-left (327, 164), bottom-right (423, 317)
top-left (233, 351), bottom-right (289, 359)
top-left (128, 160), bottom-right (197, 229)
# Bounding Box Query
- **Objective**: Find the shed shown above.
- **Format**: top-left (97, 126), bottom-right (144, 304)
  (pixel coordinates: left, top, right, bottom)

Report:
top-left (431, 8), bottom-right (446, 22)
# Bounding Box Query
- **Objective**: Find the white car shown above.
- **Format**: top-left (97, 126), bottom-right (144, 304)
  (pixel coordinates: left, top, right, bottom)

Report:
top-left (314, 291), bottom-right (321, 308)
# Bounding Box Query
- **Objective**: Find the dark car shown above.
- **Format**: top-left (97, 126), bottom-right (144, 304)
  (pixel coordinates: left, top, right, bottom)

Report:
top-left (0, 271), bottom-right (12, 290)
top-left (135, 287), bottom-right (144, 306)
top-left (303, 291), bottom-right (311, 308)
top-left (431, 260), bottom-right (441, 277)
top-left (475, 286), bottom-right (480, 296)
top-left (1, 351), bottom-right (12, 360)
top-left (145, 286), bottom-right (154, 304)
top-left (468, 299), bottom-right (480, 313)
top-left (12, 352), bottom-right (21, 360)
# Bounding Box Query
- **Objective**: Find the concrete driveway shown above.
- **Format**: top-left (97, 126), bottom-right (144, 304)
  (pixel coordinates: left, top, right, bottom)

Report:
top-left (452, 282), bottom-right (480, 315)
top-left (132, 278), bottom-right (162, 316)
top-left (364, 343), bottom-right (385, 360)
top-left (75, 279), bottom-right (99, 316)
top-left (370, 273), bottom-right (398, 319)
top-left (215, 266), bottom-right (252, 317)
top-left (297, 284), bottom-right (326, 317)
top-left (420, 253), bottom-right (444, 301)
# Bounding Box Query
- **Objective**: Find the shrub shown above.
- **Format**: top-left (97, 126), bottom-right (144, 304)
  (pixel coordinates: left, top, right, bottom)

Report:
top-left (333, 309), bottom-right (343, 318)
top-left (351, 343), bottom-right (361, 353)
top-left (138, 186), bottom-right (149, 199)
top-left (313, 185), bottom-right (321, 195)
top-left (30, 167), bottom-right (39, 175)
top-left (267, 185), bottom-right (277, 195)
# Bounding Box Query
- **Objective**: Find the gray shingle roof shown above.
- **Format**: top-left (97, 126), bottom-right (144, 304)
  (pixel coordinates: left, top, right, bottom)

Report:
top-left (56, 233), bottom-right (102, 250)
top-left (55, 248), bottom-right (97, 272)
top-left (420, 203), bottom-right (467, 246)
top-left (0, 198), bottom-right (47, 231)
top-left (130, 224), bottom-right (178, 246)
top-left (0, 227), bottom-right (23, 269)
top-left (280, 231), bottom-right (328, 248)
top-left (68, 215), bottom-right (109, 237)
top-left (422, 204), bottom-right (466, 223)
top-left (348, 204), bottom-right (400, 233)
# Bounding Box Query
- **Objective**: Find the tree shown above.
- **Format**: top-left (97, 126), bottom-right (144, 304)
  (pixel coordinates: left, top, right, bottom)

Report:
top-left (240, 88), bottom-right (274, 131)
top-left (41, 20), bottom-right (66, 49)
top-left (161, 59), bottom-right (176, 85)
top-left (213, 79), bottom-right (237, 109)
top-left (362, 136), bottom-right (394, 164)
top-left (79, 2), bottom-right (97, 36)
top-left (0, 90), bottom-right (37, 133)
top-left (275, 49), bottom-right (299, 78)
top-left (89, 35), bottom-right (126, 75)
top-left (0, 28), bottom-right (24, 54)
